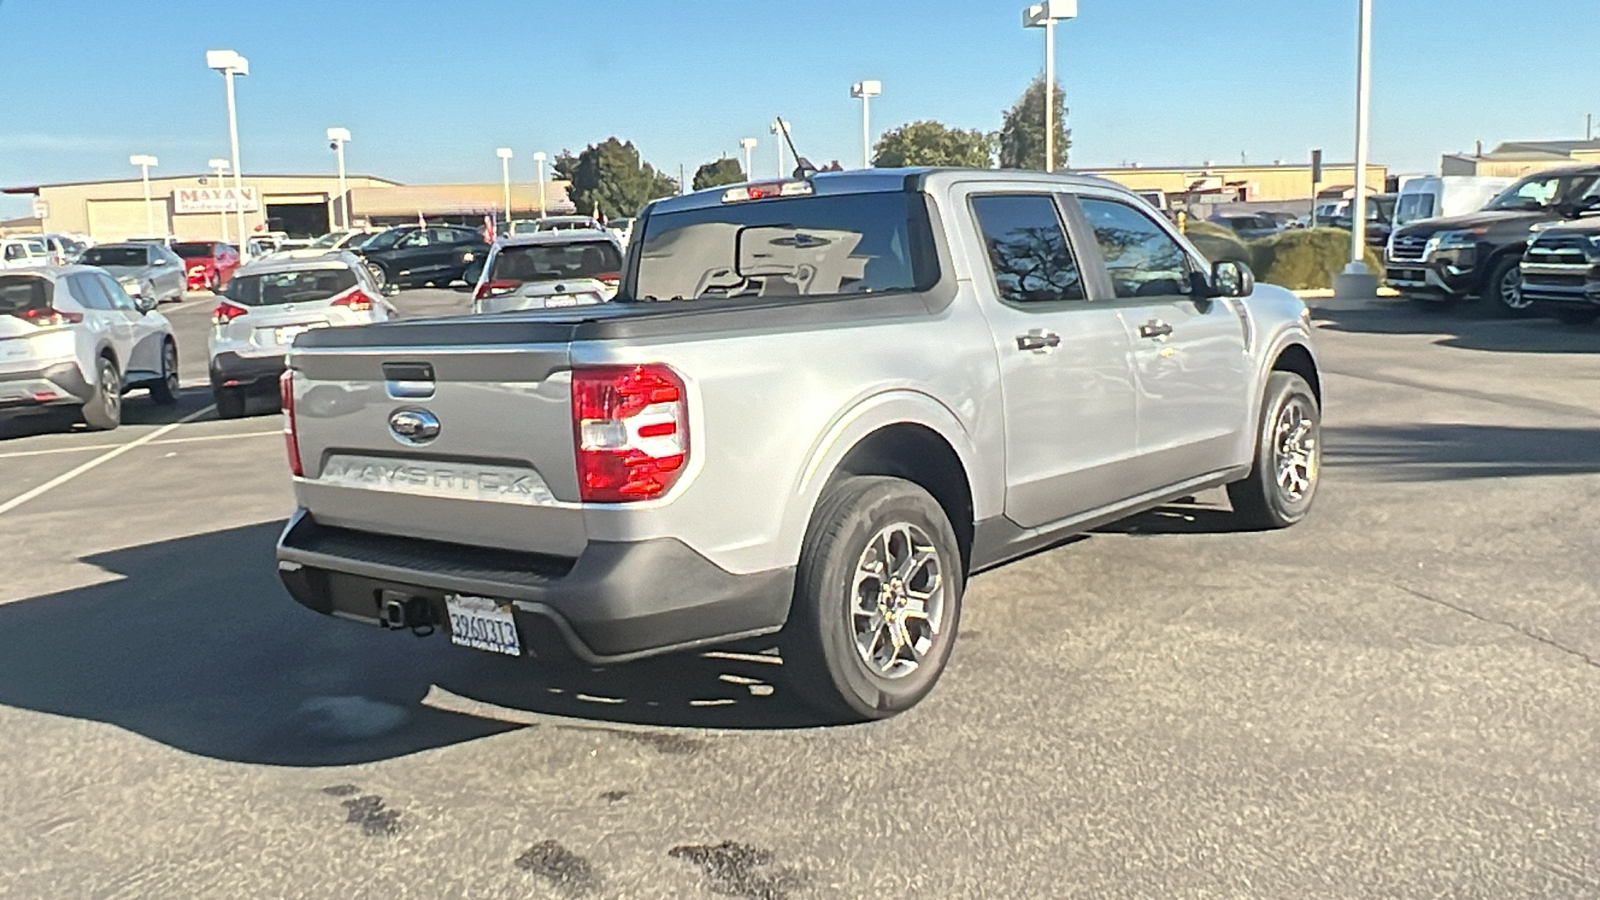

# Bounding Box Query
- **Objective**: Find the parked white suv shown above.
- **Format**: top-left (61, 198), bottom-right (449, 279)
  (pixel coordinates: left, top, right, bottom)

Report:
top-left (0, 267), bottom-right (178, 430)
top-left (207, 252), bottom-right (394, 418)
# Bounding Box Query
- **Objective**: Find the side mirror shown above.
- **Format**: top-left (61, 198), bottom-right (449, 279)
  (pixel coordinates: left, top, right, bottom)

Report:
top-left (1211, 259), bottom-right (1255, 298)
top-left (134, 294), bottom-right (158, 313)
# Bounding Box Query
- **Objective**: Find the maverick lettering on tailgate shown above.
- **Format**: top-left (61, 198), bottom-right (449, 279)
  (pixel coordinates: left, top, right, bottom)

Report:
top-left (317, 455), bottom-right (558, 505)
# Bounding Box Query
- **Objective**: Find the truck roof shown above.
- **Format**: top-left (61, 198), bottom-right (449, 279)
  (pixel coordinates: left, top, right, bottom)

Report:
top-left (648, 167), bottom-right (1134, 215)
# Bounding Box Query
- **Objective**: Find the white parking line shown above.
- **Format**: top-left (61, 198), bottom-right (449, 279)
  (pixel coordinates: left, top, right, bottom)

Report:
top-left (0, 428), bottom-right (279, 460)
top-left (0, 405), bottom-right (216, 516)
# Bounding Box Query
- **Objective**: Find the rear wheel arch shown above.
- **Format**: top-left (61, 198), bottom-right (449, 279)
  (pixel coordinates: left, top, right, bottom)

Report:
top-left (823, 423), bottom-right (975, 576)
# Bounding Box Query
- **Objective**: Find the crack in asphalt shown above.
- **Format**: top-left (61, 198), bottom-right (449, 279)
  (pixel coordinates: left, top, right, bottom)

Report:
top-left (1395, 584), bottom-right (1600, 671)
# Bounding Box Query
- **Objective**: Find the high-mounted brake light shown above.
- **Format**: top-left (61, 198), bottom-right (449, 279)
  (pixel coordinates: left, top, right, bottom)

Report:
top-left (280, 369), bottom-right (303, 477)
top-left (213, 301), bottom-right (249, 324)
top-left (721, 180), bottom-right (815, 203)
top-left (572, 364), bottom-right (688, 503)
top-left (330, 287), bottom-right (374, 312)
top-left (21, 307), bottom-right (83, 327)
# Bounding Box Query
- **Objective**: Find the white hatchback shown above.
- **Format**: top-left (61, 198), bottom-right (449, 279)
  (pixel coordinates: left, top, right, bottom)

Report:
top-left (207, 252), bottom-right (394, 418)
top-left (0, 266), bottom-right (178, 430)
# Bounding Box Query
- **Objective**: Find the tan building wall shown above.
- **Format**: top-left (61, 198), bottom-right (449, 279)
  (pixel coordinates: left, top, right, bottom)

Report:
top-left (1084, 163), bottom-right (1389, 202)
top-left (1439, 154), bottom-right (1596, 178)
top-left (350, 182), bottom-right (575, 222)
top-left (8, 173), bottom-right (399, 243)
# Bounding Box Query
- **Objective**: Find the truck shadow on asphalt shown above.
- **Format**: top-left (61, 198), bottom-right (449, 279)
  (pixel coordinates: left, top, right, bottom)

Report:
top-left (0, 521), bottom-right (830, 768)
top-left (1312, 304), bottom-right (1600, 354)
top-left (1324, 423), bottom-right (1600, 481)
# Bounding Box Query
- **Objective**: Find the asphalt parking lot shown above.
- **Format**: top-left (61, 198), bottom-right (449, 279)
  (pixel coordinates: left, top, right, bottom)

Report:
top-left (1, 291), bottom-right (1596, 899)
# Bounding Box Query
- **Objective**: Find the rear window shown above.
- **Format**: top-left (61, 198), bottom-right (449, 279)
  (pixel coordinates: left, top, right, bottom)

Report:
top-left (0, 274), bottom-right (52, 317)
top-left (224, 268), bottom-right (357, 306)
top-left (171, 242), bottom-right (214, 258)
top-left (631, 190), bottom-right (937, 302)
top-left (490, 241), bottom-right (623, 283)
top-left (80, 247), bottom-right (148, 267)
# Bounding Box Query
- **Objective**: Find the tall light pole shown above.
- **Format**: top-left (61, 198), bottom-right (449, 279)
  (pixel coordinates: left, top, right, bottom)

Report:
top-left (851, 81), bottom-right (881, 169)
top-left (771, 119), bottom-right (791, 178)
top-left (1350, 0), bottom-right (1374, 269)
top-left (495, 147), bottom-right (514, 223)
top-left (206, 50), bottom-right (250, 256)
top-left (1023, 1), bottom-right (1076, 172)
top-left (327, 127), bottom-right (351, 230)
top-left (739, 138), bottom-right (757, 181)
top-left (129, 155), bottom-right (159, 237)
top-left (208, 158), bottom-right (231, 242)
top-left (532, 151), bottom-right (548, 218)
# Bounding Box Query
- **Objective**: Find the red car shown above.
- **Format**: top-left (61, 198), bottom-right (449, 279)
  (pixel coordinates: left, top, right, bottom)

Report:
top-left (172, 241), bottom-right (241, 293)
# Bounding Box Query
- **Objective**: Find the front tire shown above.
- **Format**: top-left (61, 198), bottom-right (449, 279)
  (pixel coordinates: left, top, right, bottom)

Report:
top-left (149, 340), bottom-right (179, 405)
top-left (782, 476), bottom-right (964, 722)
top-left (1485, 255), bottom-right (1532, 317)
top-left (366, 263), bottom-right (388, 291)
top-left (82, 357), bottom-right (122, 431)
top-left (1226, 371), bottom-right (1321, 530)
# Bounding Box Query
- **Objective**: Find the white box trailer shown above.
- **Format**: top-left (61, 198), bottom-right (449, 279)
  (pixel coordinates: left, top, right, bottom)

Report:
top-left (1395, 175), bottom-right (1515, 226)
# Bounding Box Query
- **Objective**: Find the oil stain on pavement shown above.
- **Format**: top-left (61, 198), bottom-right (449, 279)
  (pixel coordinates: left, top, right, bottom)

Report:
top-left (516, 839), bottom-right (601, 897)
top-left (669, 840), bottom-right (808, 900)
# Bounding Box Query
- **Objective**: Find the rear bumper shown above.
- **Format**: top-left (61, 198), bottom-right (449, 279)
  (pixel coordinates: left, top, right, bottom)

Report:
top-left (0, 361), bottom-right (91, 414)
top-left (210, 350), bottom-right (286, 390)
top-left (274, 509), bottom-right (795, 665)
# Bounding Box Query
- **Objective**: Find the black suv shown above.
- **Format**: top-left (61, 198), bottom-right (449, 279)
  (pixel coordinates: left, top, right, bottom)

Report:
top-left (351, 225), bottom-right (489, 290)
top-left (1519, 217), bottom-right (1600, 326)
top-left (1385, 165), bottom-right (1600, 314)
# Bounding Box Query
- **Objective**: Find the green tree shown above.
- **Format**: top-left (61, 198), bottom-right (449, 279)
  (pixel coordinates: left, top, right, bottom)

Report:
top-left (565, 138), bottom-right (679, 220)
top-left (998, 77), bottom-right (1071, 170)
top-left (692, 157), bottom-right (745, 191)
top-left (872, 120), bottom-right (994, 169)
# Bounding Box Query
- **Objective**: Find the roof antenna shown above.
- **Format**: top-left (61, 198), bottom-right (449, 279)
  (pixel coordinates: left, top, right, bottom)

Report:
top-left (775, 117), bottom-right (816, 178)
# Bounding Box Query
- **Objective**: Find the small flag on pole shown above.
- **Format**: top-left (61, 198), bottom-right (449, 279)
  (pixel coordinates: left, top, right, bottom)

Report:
top-left (417, 211), bottom-right (427, 230)
top-left (483, 214), bottom-right (496, 244)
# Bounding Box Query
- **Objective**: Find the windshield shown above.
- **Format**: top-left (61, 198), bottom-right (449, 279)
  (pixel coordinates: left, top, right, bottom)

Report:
top-left (489, 240), bottom-right (623, 284)
top-left (224, 268), bottom-right (357, 306)
top-left (1396, 193), bottom-right (1436, 224)
top-left (171, 242), bottom-right (214, 259)
top-left (0, 274), bottom-right (53, 317)
top-left (631, 190), bottom-right (937, 302)
top-left (1487, 173), bottom-right (1600, 211)
top-left (80, 247), bottom-right (148, 267)
top-left (307, 232), bottom-right (350, 249)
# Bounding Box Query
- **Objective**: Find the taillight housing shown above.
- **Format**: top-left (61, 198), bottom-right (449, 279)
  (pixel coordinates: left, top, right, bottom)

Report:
top-left (475, 279), bottom-right (520, 300)
top-left (572, 364), bottom-right (688, 503)
top-left (280, 369), bottom-right (303, 477)
top-left (595, 271), bottom-right (621, 290)
top-left (213, 301), bottom-right (249, 324)
top-left (21, 307), bottom-right (83, 327)
top-left (331, 288), bottom-right (374, 312)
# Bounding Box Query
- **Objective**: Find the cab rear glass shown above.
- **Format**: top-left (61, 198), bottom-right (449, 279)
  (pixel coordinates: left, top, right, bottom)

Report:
top-left (490, 241), bottom-right (622, 283)
top-left (80, 247), bottom-right (148, 267)
top-left (629, 190), bottom-right (938, 302)
top-left (171, 243), bottom-right (215, 258)
top-left (224, 268), bottom-right (357, 306)
top-left (0, 274), bottom-right (53, 317)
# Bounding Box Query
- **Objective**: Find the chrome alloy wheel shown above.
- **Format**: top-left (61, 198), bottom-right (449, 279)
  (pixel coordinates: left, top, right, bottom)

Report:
top-left (1272, 396), bottom-right (1318, 502)
top-left (1500, 265), bottom-right (1531, 310)
top-left (100, 362), bottom-right (121, 420)
top-left (850, 522), bottom-right (946, 679)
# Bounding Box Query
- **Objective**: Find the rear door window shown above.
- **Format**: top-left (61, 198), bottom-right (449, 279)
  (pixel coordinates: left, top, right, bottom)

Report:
top-left (225, 269), bottom-right (358, 306)
top-left (0, 274), bottom-right (53, 316)
top-left (490, 241), bottom-right (623, 283)
top-left (969, 194), bottom-right (1085, 303)
top-left (1078, 197), bottom-right (1196, 298)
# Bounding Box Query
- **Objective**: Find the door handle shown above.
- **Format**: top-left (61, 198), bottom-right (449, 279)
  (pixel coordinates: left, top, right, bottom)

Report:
top-left (1016, 330), bottom-right (1062, 352)
top-left (1138, 320), bottom-right (1173, 339)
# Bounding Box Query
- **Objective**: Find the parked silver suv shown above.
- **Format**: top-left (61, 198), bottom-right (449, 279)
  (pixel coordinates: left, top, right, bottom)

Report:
top-left (470, 231), bottom-right (625, 313)
top-left (0, 267), bottom-right (178, 430)
top-left (207, 252), bottom-right (394, 418)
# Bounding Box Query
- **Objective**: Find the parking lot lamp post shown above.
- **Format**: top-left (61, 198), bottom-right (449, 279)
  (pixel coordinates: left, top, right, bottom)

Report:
top-left (129, 155), bottom-right (158, 237)
top-left (739, 138), bottom-right (757, 181)
top-left (1023, 1), bottom-right (1076, 172)
top-left (495, 147), bottom-right (514, 224)
top-left (1335, 0), bottom-right (1380, 299)
top-left (533, 152), bottom-right (548, 218)
top-left (851, 81), bottom-right (881, 169)
top-left (206, 50), bottom-right (250, 258)
top-left (327, 128), bottom-right (351, 230)
top-left (208, 158), bottom-right (231, 242)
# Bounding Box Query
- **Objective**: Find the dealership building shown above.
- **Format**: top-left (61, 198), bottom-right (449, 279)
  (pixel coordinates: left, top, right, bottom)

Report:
top-left (2, 173), bottom-right (574, 243)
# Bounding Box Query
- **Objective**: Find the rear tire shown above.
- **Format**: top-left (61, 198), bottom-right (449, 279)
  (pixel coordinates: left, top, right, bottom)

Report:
top-left (1227, 371), bottom-right (1321, 530)
top-left (82, 357), bottom-right (122, 431)
top-left (149, 340), bottom-right (179, 405)
top-left (214, 387), bottom-right (247, 419)
top-left (1554, 307), bottom-right (1600, 326)
top-left (782, 476), bottom-right (964, 722)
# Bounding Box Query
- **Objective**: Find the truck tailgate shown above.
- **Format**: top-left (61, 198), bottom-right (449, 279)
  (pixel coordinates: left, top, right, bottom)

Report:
top-left (288, 329), bottom-right (583, 557)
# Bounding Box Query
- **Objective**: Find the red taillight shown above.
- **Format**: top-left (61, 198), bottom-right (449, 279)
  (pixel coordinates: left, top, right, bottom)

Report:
top-left (331, 288), bottom-right (374, 312)
top-left (475, 279), bottom-right (520, 301)
top-left (572, 364), bottom-right (688, 503)
top-left (595, 271), bottom-right (621, 289)
top-left (20, 307), bottom-right (83, 327)
top-left (280, 369), bottom-right (303, 477)
top-left (213, 301), bottom-right (249, 324)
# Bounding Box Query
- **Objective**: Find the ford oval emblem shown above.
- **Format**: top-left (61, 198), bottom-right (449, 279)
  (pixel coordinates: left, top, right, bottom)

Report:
top-left (389, 408), bottom-right (441, 445)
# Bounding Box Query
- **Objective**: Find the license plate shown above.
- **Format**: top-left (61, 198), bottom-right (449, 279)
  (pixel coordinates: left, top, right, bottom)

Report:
top-left (445, 595), bottom-right (522, 656)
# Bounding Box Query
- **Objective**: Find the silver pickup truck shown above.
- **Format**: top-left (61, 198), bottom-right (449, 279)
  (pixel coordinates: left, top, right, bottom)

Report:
top-left (275, 168), bottom-right (1322, 721)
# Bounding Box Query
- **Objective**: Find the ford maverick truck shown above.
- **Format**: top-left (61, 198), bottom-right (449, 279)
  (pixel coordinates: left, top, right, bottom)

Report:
top-left (275, 168), bottom-right (1323, 721)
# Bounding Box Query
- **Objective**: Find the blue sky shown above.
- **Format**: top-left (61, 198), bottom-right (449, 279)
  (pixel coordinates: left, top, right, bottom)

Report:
top-left (3, 0), bottom-right (1599, 219)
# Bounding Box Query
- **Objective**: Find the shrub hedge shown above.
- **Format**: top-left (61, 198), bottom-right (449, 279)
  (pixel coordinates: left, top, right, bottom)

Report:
top-left (1182, 222), bottom-right (1384, 291)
